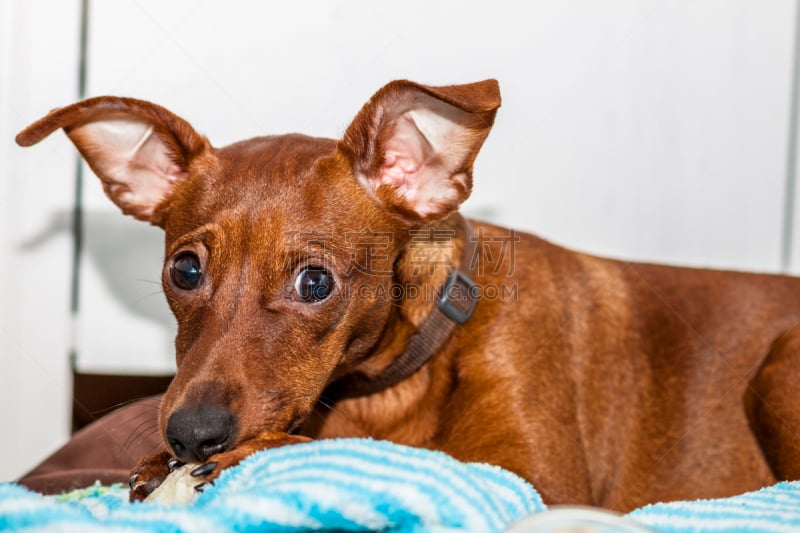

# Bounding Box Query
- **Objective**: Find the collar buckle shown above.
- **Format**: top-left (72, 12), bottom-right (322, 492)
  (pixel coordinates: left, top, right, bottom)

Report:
top-left (437, 269), bottom-right (478, 325)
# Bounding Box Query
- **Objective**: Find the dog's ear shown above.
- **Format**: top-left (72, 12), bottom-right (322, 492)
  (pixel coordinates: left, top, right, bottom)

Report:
top-left (16, 97), bottom-right (210, 226)
top-left (341, 79), bottom-right (500, 222)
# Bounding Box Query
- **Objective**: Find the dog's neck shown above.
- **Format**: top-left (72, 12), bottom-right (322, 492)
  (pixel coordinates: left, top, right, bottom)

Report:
top-left (309, 214), bottom-right (474, 441)
top-left (324, 214), bottom-right (476, 401)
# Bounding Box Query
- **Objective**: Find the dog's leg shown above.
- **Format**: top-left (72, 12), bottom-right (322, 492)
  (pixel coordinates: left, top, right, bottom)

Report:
top-left (128, 433), bottom-right (311, 501)
top-left (187, 433), bottom-right (312, 484)
top-left (746, 325), bottom-right (800, 479)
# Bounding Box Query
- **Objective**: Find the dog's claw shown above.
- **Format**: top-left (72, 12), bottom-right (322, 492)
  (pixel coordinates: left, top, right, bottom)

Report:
top-left (129, 473), bottom-right (139, 489)
top-left (191, 462), bottom-right (218, 478)
top-left (168, 459), bottom-right (185, 473)
top-left (194, 481), bottom-right (213, 493)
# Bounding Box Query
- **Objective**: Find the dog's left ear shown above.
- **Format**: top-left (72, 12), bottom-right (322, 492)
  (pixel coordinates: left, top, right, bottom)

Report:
top-left (341, 79), bottom-right (501, 222)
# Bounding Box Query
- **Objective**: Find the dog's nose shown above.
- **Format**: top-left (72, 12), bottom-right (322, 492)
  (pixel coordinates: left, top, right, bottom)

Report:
top-left (166, 406), bottom-right (235, 462)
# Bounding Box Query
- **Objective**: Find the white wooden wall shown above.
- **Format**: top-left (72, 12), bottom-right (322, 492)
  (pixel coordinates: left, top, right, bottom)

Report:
top-left (2, 0), bottom-right (799, 481)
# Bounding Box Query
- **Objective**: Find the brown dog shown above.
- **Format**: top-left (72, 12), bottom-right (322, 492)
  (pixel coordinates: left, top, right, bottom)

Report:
top-left (16, 79), bottom-right (800, 512)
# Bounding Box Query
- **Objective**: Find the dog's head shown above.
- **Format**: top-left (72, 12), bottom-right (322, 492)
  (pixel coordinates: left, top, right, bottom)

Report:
top-left (17, 80), bottom-right (500, 462)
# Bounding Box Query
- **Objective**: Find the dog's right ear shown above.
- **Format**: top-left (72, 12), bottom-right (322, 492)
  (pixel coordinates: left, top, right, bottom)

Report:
top-left (16, 97), bottom-right (210, 227)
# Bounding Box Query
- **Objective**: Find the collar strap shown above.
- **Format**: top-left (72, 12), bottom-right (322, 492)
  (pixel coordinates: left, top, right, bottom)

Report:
top-left (324, 218), bottom-right (478, 401)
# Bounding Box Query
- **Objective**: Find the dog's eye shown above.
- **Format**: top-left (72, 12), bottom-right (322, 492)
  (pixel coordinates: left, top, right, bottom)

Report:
top-left (171, 252), bottom-right (203, 290)
top-left (294, 266), bottom-right (334, 303)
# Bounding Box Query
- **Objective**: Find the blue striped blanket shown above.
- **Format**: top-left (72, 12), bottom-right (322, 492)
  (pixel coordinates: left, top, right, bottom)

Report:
top-left (1, 438), bottom-right (799, 532)
top-left (0, 439), bottom-right (542, 532)
top-left (629, 482), bottom-right (800, 533)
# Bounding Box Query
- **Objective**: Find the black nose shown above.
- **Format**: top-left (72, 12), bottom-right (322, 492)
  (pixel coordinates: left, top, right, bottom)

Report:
top-left (166, 406), bottom-right (235, 462)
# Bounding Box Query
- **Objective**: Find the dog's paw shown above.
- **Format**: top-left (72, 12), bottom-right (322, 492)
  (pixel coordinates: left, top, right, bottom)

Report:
top-left (128, 451), bottom-right (175, 502)
top-left (134, 434), bottom-right (313, 502)
top-left (188, 433), bottom-right (313, 485)
top-left (184, 449), bottom-right (247, 487)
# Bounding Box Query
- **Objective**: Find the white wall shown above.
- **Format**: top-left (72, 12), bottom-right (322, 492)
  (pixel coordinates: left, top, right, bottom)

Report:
top-left (2, 0), bottom-right (799, 481)
top-left (1, 0), bottom-right (80, 482)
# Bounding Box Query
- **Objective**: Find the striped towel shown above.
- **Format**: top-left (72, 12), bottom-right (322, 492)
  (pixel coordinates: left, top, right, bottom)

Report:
top-left (0, 438), bottom-right (543, 532)
top-left (3, 437), bottom-right (800, 532)
top-left (628, 481), bottom-right (800, 533)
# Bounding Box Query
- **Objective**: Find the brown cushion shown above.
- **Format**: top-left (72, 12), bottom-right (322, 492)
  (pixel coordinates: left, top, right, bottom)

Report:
top-left (18, 396), bottom-right (163, 495)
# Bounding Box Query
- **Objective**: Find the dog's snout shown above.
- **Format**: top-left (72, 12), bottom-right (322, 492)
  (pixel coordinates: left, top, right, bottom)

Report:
top-left (166, 406), bottom-right (235, 463)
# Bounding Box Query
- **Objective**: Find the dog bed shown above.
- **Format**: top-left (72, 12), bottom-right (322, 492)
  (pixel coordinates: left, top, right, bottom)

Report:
top-left (1, 438), bottom-right (799, 532)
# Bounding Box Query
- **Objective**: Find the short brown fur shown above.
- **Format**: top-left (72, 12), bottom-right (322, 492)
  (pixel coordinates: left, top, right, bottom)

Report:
top-left (17, 79), bottom-right (800, 512)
